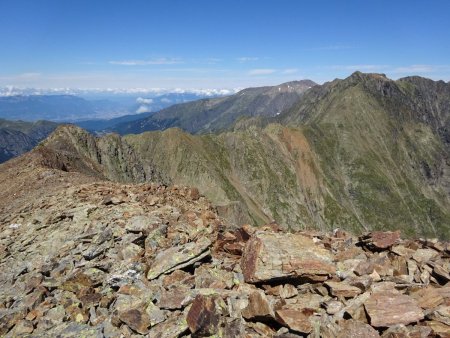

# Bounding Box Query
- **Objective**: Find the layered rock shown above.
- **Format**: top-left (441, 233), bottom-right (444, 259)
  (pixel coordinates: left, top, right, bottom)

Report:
top-left (1, 179), bottom-right (449, 337)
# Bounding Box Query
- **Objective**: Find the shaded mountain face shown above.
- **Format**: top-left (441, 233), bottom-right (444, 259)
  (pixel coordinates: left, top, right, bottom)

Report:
top-left (0, 119), bottom-right (58, 163)
top-left (112, 80), bottom-right (317, 135)
top-left (4, 73), bottom-right (449, 239)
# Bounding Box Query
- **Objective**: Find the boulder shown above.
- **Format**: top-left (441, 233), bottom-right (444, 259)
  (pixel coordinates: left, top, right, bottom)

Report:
top-left (364, 292), bottom-right (424, 327)
top-left (241, 231), bottom-right (335, 283)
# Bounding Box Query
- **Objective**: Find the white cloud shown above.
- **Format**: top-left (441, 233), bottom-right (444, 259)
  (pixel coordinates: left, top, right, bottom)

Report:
top-left (304, 45), bottom-right (354, 51)
top-left (329, 65), bottom-right (389, 71)
top-left (248, 69), bottom-right (276, 76)
top-left (282, 68), bottom-right (299, 74)
top-left (136, 97), bottom-right (153, 104)
top-left (326, 64), bottom-right (450, 76)
top-left (109, 58), bottom-right (183, 66)
top-left (237, 57), bottom-right (259, 63)
top-left (205, 58), bottom-right (222, 64)
top-left (136, 105), bottom-right (151, 113)
top-left (18, 72), bottom-right (42, 79)
top-left (160, 98), bottom-right (171, 103)
top-left (392, 65), bottom-right (450, 74)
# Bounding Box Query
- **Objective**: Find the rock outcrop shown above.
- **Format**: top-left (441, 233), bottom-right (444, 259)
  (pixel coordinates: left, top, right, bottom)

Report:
top-left (1, 178), bottom-right (449, 337)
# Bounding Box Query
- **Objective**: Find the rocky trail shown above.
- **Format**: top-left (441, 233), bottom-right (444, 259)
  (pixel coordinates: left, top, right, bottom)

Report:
top-left (0, 179), bottom-right (449, 337)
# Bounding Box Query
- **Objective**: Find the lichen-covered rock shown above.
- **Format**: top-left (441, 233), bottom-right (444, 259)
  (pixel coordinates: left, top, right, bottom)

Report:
top-left (0, 177), bottom-right (448, 337)
top-left (147, 238), bottom-right (212, 280)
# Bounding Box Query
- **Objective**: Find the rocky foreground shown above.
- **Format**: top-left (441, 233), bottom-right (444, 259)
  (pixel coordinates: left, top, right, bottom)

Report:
top-left (0, 182), bottom-right (449, 337)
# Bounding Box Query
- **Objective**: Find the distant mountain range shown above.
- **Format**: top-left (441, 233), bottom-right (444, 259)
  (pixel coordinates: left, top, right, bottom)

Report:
top-left (0, 90), bottom-right (233, 123)
top-left (113, 80), bottom-right (317, 134)
top-left (7, 72), bottom-right (448, 239)
top-left (0, 119), bottom-right (58, 162)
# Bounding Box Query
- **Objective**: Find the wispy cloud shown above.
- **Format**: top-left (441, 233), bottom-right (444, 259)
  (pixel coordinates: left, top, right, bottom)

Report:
top-left (136, 97), bottom-right (153, 104)
top-left (109, 58), bottom-right (183, 66)
top-left (304, 45), bottom-right (354, 51)
top-left (237, 57), bottom-right (259, 63)
top-left (0, 72), bottom-right (42, 81)
top-left (205, 58), bottom-right (222, 64)
top-left (328, 64), bottom-right (390, 72)
top-left (248, 68), bottom-right (276, 76)
top-left (392, 64), bottom-right (450, 74)
top-left (18, 72), bottom-right (42, 79)
top-left (327, 64), bottom-right (450, 76)
top-left (136, 105), bottom-right (151, 113)
top-left (282, 68), bottom-right (299, 74)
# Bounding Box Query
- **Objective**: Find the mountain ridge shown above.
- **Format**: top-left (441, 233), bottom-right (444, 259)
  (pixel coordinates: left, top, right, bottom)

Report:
top-left (112, 80), bottom-right (317, 135)
top-left (1, 72), bottom-right (449, 239)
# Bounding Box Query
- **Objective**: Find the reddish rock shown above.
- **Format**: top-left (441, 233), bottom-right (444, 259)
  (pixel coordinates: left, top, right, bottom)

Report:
top-left (265, 284), bottom-right (298, 299)
top-left (381, 324), bottom-right (432, 338)
top-left (364, 292), bottom-right (424, 327)
top-left (424, 320), bottom-right (450, 338)
top-left (118, 308), bottom-right (150, 335)
top-left (242, 290), bottom-right (276, 319)
top-left (241, 231), bottom-right (335, 283)
top-left (158, 287), bottom-right (190, 309)
top-left (412, 249), bottom-right (439, 264)
top-left (275, 308), bottom-right (315, 333)
top-left (325, 281), bottom-right (362, 298)
top-left (409, 286), bottom-right (444, 309)
top-left (432, 263), bottom-right (450, 282)
top-left (186, 295), bottom-right (225, 336)
top-left (223, 242), bottom-right (245, 255)
top-left (354, 261), bottom-right (375, 276)
top-left (360, 231), bottom-right (401, 249)
top-left (79, 293), bottom-right (102, 308)
top-left (337, 319), bottom-right (380, 338)
top-left (162, 270), bottom-right (195, 288)
top-left (189, 187), bottom-right (200, 200)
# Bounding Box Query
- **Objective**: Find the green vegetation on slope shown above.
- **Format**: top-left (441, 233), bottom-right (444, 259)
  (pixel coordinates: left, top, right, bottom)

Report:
top-left (36, 72), bottom-right (450, 239)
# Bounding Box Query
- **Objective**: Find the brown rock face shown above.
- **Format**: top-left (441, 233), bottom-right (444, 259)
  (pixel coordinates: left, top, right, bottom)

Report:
top-left (325, 281), bottom-right (362, 298)
top-left (186, 295), bottom-right (223, 336)
top-left (241, 231), bottom-right (335, 283)
top-left (241, 290), bottom-right (276, 320)
top-left (337, 319), bottom-right (380, 338)
top-left (360, 231), bottom-right (401, 249)
top-left (275, 308), bottom-right (315, 333)
top-left (364, 292), bottom-right (424, 327)
top-left (381, 324), bottom-right (432, 338)
top-left (118, 308), bottom-right (150, 335)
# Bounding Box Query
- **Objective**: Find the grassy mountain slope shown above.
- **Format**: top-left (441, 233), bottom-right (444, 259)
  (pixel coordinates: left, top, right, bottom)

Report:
top-left (278, 72), bottom-right (450, 237)
top-left (26, 73), bottom-right (450, 239)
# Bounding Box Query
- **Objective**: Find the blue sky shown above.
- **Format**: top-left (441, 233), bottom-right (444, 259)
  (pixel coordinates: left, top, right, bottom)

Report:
top-left (0, 0), bottom-right (449, 89)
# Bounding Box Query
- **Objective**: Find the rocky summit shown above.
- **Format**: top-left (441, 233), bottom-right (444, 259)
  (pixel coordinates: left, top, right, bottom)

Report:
top-left (0, 72), bottom-right (449, 337)
top-left (0, 165), bottom-right (449, 336)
